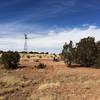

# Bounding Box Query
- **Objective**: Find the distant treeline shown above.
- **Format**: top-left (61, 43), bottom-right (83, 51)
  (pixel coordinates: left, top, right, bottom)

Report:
top-left (19, 51), bottom-right (49, 54)
top-left (0, 51), bottom-right (49, 54)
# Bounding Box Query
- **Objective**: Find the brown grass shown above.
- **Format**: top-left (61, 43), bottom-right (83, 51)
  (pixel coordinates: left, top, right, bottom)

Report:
top-left (0, 54), bottom-right (100, 100)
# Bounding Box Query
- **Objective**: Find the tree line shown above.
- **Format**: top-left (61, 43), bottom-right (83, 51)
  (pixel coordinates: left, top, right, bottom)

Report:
top-left (62, 36), bottom-right (100, 68)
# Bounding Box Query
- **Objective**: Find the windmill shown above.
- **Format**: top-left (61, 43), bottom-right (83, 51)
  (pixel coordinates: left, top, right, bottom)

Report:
top-left (23, 32), bottom-right (45, 52)
top-left (24, 34), bottom-right (28, 52)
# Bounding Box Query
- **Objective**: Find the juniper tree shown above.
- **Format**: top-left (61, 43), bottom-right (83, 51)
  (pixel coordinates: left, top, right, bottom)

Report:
top-left (62, 41), bottom-right (74, 66)
top-left (1, 51), bottom-right (20, 69)
top-left (76, 37), bottom-right (97, 67)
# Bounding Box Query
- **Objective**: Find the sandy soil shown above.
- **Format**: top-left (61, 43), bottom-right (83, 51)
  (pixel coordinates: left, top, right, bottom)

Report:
top-left (0, 57), bottom-right (100, 100)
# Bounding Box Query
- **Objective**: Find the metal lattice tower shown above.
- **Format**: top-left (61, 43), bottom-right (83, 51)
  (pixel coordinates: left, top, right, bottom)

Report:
top-left (24, 34), bottom-right (28, 52)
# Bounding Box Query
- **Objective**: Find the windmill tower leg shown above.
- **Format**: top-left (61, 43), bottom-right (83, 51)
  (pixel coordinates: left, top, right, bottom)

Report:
top-left (24, 34), bottom-right (28, 53)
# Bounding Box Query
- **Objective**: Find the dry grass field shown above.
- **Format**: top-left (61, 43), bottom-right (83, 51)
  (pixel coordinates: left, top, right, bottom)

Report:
top-left (0, 54), bottom-right (100, 100)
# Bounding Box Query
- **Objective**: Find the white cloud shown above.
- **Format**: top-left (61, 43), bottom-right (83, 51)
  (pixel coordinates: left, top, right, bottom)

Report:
top-left (0, 25), bottom-right (100, 53)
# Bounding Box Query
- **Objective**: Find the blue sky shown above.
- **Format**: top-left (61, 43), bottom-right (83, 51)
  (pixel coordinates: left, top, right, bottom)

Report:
top-left (0, 0), bottom-right (100, 27)
top-left (0, 0), bottom-right (100, 52)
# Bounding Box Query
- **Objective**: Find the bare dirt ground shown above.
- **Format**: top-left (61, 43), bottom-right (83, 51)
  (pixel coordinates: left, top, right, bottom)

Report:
top-left (0, 56), bottom-right (100, 100)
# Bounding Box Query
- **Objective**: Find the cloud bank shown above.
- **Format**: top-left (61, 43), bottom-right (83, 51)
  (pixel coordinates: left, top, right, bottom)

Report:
top-left (0, 25), bottom-right (100, 53)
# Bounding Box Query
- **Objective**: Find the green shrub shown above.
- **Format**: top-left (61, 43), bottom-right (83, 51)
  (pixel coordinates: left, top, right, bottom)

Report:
top-left (1, 51), bottom-right (20, 69)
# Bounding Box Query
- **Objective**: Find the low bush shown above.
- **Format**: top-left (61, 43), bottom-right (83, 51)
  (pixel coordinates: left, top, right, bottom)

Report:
top-left (34, 59), bottom-right (39, 62)
top-left (34, 63), bottom-right (47, 69)
top-left (39, 55), bottom-right (42, 58)
top-left (27, 55), bottom-right (30, 59)
top-left (53, 57), bottom-right (60, 62)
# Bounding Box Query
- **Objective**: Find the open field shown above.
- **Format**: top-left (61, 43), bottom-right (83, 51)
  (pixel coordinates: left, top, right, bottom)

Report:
top-left (0, 54), bottom-right (100, 100)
